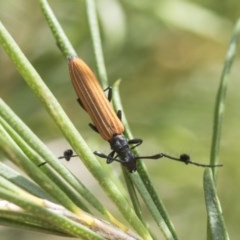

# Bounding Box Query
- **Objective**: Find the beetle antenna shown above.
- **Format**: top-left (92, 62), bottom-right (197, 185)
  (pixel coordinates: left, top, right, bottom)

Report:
top-left (58, 149), bottom-right (78, 161)
top-left (135, 153), bottom-right (222, 167)
top-left (39, 149), bottom-right (78, 167)
top-left (94, 151), bottom-right (125, 163)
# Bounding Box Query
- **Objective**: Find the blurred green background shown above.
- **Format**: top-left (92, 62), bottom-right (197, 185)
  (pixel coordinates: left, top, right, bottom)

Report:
top-left (1, 0), bottom-right (240, 239)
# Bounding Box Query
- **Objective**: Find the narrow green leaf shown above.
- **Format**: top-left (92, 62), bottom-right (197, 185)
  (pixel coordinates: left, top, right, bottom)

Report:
top-left (210, 18), bottom-right (240, 176)
top-left (131, 173), bottom-right (177, 240)
top-left (204, 169), bottom-right (229, 240)
top-left (39, 0), bottom-right (76, 58)
top-left (0, 162), bottom-right (52, 201)
top-left (86, 0), bottom-right (108, 88)
top-left (0, 215), bottom-right (67, 237)
top-left (122, 169), bottom-right (143, 221)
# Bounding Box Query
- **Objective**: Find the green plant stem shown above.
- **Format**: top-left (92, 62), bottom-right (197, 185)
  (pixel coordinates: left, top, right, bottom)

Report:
top-left (112, 80), bottom-right (178, 240)
top-left (39, 0), bottom-right (76, 58)
top-left (86, 0), bottom-right (108, 89)
top-left (206, 18), bottom-right (240, 240)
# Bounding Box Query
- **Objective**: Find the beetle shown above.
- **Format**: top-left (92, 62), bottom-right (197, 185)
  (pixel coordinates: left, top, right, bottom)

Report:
top-left (59, 56), bottom-right (222, 173)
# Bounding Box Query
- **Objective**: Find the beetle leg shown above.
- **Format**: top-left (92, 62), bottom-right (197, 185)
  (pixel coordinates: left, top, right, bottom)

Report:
top-left (128, 138), bottom-right (143, 150)
top-left (104, 87), bottom-right (112, 101)
top-left (77, 98), bottom-right (87, 111)
top-left (117, 110), bottom-right (122, 120)
top-left (89, 123), bottom-right (99, 133)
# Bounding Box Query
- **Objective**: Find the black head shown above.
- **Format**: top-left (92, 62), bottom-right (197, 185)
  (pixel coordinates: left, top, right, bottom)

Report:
top-left (108, 134), bottom-right (137, 172)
